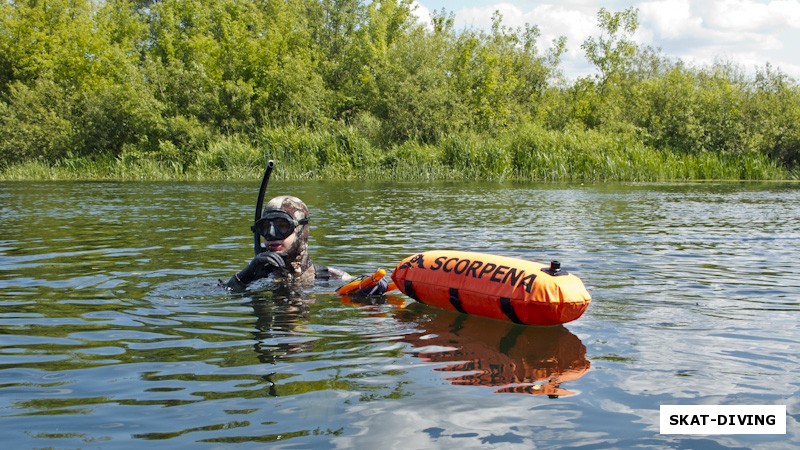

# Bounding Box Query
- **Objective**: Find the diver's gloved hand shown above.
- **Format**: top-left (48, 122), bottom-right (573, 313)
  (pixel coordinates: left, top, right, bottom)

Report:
top-left (223, 252), bottom-right (287, 291)
top-left (357, 277), bottom-right (389, 296)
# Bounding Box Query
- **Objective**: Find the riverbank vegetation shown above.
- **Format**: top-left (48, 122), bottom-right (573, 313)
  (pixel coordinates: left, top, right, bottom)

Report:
top-left (1, 0), bottom-right (798, 181)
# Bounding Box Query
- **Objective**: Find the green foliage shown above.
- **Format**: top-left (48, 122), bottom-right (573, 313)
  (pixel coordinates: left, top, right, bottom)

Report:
top-left (381, 140), bottom-right (446, 179)
top-left (582, 7), bottom-right (639, 83)
top-left (0, 77), bottom-right (73, 165)
top-left (0, 1), bottom-right (798, 179)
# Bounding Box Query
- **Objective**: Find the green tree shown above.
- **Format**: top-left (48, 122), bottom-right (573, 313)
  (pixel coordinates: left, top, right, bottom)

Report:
top-left (747, 63), bottom-right (800, 166)
top-left (0, 0), bottom-right (161, 165)
top-left (0, 76), bottom-right (73, 165)
top-left (307, 0), bottom-right (367, 120)
top-left (1, 0), bottom-right (798, 176)
top-left (367, 4), bottom-right (461, 143)
top-left (582, 7), bottom-right (639, 84)
top-left (579, 7), bottom-right (640, 129)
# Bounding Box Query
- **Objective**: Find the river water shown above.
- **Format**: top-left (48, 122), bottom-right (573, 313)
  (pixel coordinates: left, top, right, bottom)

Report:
top-left (1, 180), bottom-right (798, 448)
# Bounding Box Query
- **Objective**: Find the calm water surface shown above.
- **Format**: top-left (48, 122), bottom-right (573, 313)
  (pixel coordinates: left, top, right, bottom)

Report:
top-left (1, 180), bottom-right (798, 449)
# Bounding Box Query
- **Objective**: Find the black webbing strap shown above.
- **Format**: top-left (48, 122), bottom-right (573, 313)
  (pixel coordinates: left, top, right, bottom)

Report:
top-left (449, 288), bottom-right (467, 313)
top-left (499, 297), bottom-right (524, 324)
top-left (404, 280), bottom-right (421, 303)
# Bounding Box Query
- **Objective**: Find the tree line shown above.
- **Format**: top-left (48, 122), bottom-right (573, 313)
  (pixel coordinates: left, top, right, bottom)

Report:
top-left (1, 0), bottom-right (798, 180)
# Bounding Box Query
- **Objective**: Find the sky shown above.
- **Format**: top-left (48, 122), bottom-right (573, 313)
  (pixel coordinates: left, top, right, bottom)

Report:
top-left (411, 0), bottom-right (800, 80)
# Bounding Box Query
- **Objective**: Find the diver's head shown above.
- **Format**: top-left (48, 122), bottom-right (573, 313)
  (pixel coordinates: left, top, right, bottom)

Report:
top-left (253, 196), bottom-right (310, 258)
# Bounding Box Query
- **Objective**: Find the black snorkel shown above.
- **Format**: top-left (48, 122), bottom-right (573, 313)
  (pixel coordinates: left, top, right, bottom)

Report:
top-left (252, 160), bottom-right (275, 256)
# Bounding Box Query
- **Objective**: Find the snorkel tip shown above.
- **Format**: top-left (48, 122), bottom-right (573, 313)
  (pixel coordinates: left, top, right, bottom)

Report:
top-left (254, 159), bottom-right (276, 256)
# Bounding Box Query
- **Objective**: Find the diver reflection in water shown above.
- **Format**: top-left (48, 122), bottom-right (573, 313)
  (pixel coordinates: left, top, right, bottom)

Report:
top-left (245, 283), bottom-right (321, 396)
top-left (398, 307), bottom-right (590, 397)
top-left (249, 286), bottom-right (311, 359)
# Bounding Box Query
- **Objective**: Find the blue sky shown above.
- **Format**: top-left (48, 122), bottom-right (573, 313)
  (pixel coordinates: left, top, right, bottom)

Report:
top-left (412, 1), bottom-right (800, 79)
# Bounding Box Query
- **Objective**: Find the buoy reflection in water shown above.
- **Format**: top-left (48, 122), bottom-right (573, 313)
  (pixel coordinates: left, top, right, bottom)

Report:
top-left (396, 307), bottom-right (590, 397)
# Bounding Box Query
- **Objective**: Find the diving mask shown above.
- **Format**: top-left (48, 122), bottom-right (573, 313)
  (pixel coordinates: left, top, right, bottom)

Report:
top-left (251, 210), bottom-right (309, 241)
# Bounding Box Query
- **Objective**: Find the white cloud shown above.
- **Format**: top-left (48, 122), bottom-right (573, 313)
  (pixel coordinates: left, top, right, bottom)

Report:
top-left (706, 0), bottom-right (774, 31)
top-left (639, 0), bottom-right (702, 39)
top-left (455, 2), bottom-right (527, 29)
top-left (414, 1), bottom-right (800, 79)
top-left (771, 0), bottom-right (800, 27)
top-left (527, 5), bottom-right (598, 58)
top-left (451, 4), bottom-right (598, 60)
top-left (699, 0), bottom-right (800, 32)
top-left (410, 1), bottom-right (432, 28)
top-left (636, 0), bottom-right (798, 73)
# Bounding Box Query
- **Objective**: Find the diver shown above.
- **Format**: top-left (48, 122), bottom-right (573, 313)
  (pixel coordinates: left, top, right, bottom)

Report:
top-left (223, 195), bottom-right (345, 290)
top-left (222, 195), bottom-right (388, 295)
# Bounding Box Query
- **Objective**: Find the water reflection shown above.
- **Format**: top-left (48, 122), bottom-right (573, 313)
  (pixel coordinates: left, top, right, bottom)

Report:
top-left (249, 285), bottom-right (315, 367)
top-left (396, 306), bottom-right (590, 397)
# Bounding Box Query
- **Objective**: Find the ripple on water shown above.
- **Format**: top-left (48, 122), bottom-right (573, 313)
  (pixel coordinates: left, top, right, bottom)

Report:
top-left (1, 181), bottom-right (798, 449)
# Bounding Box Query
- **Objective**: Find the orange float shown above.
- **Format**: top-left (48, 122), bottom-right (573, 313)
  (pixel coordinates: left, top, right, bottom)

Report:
top-left (391, 250), bottom-right (591, 326)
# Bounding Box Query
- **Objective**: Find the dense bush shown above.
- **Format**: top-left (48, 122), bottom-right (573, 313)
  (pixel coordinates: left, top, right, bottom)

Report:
top-left (1, 1), bottom-right (798, 179)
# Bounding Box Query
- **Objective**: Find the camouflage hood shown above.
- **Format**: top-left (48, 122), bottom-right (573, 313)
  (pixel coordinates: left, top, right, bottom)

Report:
top-left (263, 196), bottom-right (311, 276)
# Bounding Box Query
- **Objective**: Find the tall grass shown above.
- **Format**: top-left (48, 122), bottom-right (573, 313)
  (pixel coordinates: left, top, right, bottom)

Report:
top-left (1, 125), bottom-right (790, 182)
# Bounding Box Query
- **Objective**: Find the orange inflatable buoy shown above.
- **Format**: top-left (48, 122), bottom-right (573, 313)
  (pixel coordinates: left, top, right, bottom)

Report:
top-left (391, 250), bottom-right (591, 326)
